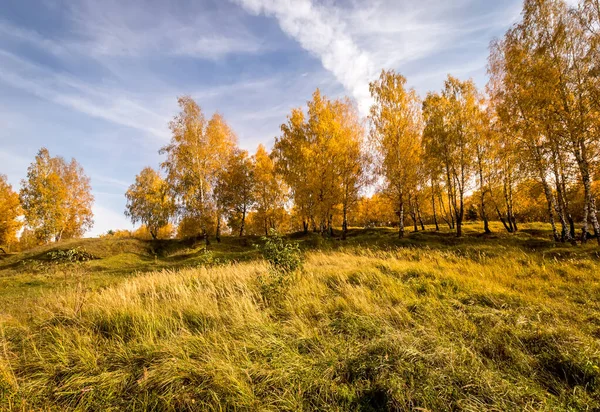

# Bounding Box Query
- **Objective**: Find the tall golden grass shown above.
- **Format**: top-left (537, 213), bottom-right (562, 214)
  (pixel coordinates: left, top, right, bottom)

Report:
top-left (1, 237), bottom-right (599, 410)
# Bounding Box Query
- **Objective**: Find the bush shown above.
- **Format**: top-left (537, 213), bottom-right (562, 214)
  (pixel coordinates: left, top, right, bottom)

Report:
top-left (257, 231), bottom-right (303, 302)
top-left (194, 249), bottom-right (226, 267)
top-left (466, 204), bottom-right (479, 222)
top-left (304, 233), bottom-right (325, 249)
top-left (259, 230), bottom-right (303, 274)
top-left (47, 247), bottom-right (97, 263)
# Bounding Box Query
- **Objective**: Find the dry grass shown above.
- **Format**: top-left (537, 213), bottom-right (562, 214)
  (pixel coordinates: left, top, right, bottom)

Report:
top-left (1, 226), bottom-right (599, 410)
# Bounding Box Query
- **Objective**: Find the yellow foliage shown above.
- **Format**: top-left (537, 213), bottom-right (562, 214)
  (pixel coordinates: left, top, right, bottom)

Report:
top-left (351, 194), bottom-right (397, 228)
top-left (132, 224), bottom-right (175, 240)
top-left (0, 175), bottom-right (22, 249)
top-left (19, 148), bottom-right (94, 243)
top-left (125, 167), bottom-right (175, 240)
top-left (100, 229), bottom-right (134, 239)
top-left (274, 89), bottom-right (367, 236)
top-left (160, 97), bottom-right (236, 238)
top-left (369, 70), bottom-right (422, 237)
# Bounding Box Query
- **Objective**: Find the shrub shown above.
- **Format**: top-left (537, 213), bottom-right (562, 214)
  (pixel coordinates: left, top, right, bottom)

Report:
top-left (304, 233), bottom-right (325, 249)
top-left (466, 204), bottom-right (479, 222)
top-left (194, 249), bottom-right (226, 267)
top-left (47, 247), bottom-right (97, 263)
top-left (257, 231), bottom-right (303, 302)
top-left (259, 230), bottom-right (303, 274)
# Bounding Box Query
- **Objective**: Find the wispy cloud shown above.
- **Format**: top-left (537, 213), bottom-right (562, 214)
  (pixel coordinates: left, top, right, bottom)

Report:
top-left (234, 0), bottom-right (523, 110)
top-left (235, 0), bottom-right (377, 115)
top-left (91, 175), bottom-right (131, 190)
top-left (66, 0), bottom-right (269, 60)
top-left (0, 19), bottom-right (70, 56)
top-left (0, 50), bottom-right (170, 139)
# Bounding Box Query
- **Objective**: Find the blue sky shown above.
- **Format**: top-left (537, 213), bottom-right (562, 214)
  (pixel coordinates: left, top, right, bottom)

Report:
top-left (1, 0), bottom-right (538, 236)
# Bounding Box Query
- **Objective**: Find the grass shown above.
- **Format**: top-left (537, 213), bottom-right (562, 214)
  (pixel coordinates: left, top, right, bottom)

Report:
top-left (1, 223), bottom-right (599, 410)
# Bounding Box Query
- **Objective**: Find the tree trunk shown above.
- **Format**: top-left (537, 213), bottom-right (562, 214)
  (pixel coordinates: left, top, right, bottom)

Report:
top-left (540, 175), bottom-right (559, 242)
top-left (481, 189), bottom-right (491, 235)
top-left (398, 200), bottom-right (405, 239)
top-left (438, 191), bottom-right (452, 229)
top-left (417, 202), bottom-right (425, 231)
top-left (446, 184), bottom-right (455, 229)
top-left (568, 216), bottom-right (576, 241)
top-left (410, 201), bottom-right (418, 233)
top-left (431, 182), bottom-right (440, 231)
top-left (492, 197), bottom-right (512, 233)
top-left (590, 198), bottom-right (600, 242)
top-left (342, 204), bottom-right (348, 240)
top-left (505, 164), bottom-right (518, 234)
top-left (482, 209), bottom-right (490, 234)
top-left (503, 176), bottom-right (516, 234)
top-left (529, 142), bottom-right (558, 240)
top-left (551, 150), bottom-right (571, 242)
top-left (477, 147), bottom-right (491, 234)
top-left (216, 216), bottom-right (221, 243)
top-left (454, 180), bottom-right (464, 238)
top-left (579, 160), bottom-right (600, 245)
top-left (455, 202), bottom-right (463, 237)
top-left (239, 207), bottom-right (246, 237)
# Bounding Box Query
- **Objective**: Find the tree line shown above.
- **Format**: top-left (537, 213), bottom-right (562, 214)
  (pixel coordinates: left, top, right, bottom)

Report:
top-left (124, 0), bottom-right (599, 245)
top-left (0, 0), bottom-right (598, 250)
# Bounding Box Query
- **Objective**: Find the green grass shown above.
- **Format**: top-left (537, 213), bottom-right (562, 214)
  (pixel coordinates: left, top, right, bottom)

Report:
top-left (1, 223), bottom-right (599, 410)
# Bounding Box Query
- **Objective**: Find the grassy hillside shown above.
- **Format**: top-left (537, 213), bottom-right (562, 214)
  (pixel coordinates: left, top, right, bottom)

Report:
top-left (1, 224), bottom-right (599, 410)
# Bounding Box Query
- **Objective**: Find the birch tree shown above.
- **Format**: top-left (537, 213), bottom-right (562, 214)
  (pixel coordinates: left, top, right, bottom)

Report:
top-left (369, 70), bottom-right (423, 238)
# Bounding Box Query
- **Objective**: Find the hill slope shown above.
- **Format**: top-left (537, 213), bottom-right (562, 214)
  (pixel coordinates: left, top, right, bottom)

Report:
top-left (1, 225), bottom-right (599, 410)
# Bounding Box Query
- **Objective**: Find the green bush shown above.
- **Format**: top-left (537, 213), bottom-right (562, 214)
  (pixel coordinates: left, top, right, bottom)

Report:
top-left (47, 247), bottom-right (97, 263)
top-left (194, 248), bottom-right (226, 267)
top-left (257, 231), bottom-right (303, 302)
top-left (304, 233), bottom-right (325, 249)
top-left (259, 230), bottom-right (303, 274)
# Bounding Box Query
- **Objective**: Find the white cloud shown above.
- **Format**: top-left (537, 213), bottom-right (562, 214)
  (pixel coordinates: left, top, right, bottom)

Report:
top-left (234, 0), bottom-right (524, 109)
top-left (234, 0), bottom-right (377, 115)
top-left (345, 1), bottom-right (458, 67)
